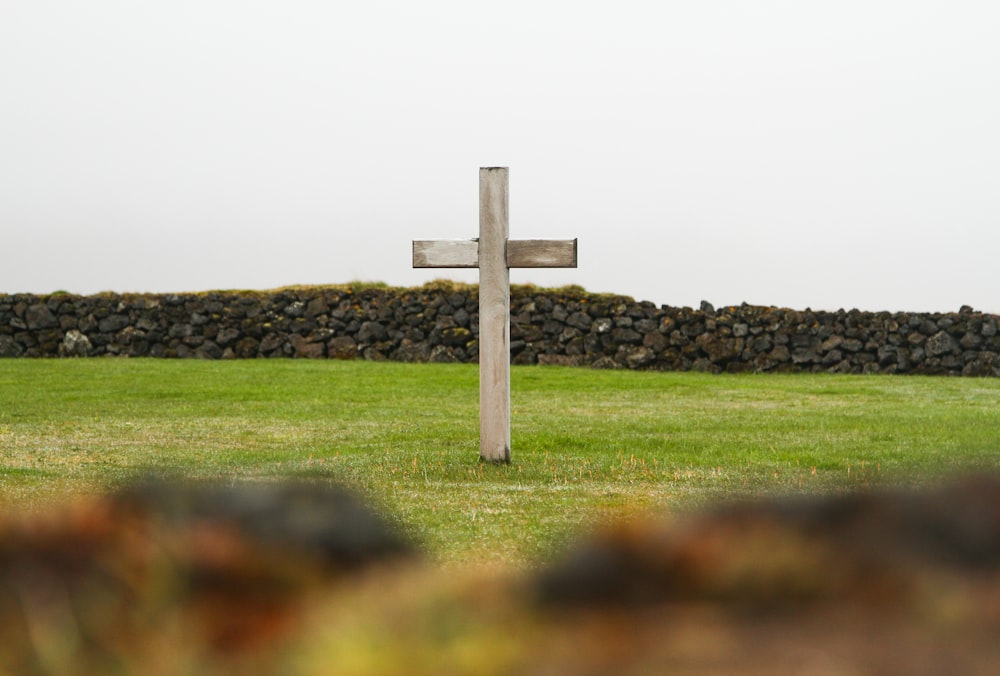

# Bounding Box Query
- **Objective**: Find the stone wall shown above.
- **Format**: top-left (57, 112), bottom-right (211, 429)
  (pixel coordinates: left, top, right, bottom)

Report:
top-left (1, 284), bottom-right (997, 376)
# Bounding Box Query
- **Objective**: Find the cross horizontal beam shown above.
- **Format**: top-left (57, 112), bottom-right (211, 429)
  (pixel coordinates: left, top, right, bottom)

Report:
top-left (507, 239), bottom-right (578, 268)
top-left (412, 239), bottom-right (479, 268)
top-left (412, 238), bottom-right (578, 269)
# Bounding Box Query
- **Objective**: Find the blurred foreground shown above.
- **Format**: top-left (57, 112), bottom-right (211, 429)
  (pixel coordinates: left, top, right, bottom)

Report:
top-left (3, 476), bottom-right (1000, 674)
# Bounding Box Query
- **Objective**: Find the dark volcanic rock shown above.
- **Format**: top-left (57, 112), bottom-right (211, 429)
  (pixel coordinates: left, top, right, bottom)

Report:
top-left (0, 335), bottom-right (23, 357)
top-left (926, 330), bottom-right (959, 357)
top-left (25, 304), bottom-right (59, 330)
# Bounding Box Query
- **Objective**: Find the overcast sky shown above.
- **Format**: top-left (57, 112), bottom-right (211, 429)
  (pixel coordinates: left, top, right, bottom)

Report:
top-left (2, 1), bottom-right (998, 313)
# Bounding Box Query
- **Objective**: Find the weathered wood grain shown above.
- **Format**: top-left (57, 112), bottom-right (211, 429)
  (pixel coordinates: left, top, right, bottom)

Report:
top-left (412, 239), bottom-right (480, 268)
top-left (478, 167), bottom-right (511, 463)
top-left (507, 239), bottom-right (577, 268)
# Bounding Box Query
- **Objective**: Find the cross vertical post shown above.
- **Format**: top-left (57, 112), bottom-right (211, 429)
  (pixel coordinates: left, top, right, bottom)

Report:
top-left (478, 167), bottom-right (511, 462)
top-left (412, 167), bottom-right (578, 463)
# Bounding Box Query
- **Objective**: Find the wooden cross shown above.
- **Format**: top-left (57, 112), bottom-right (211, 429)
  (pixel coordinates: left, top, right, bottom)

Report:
top-left (413, 167), bottom-right (578, 463)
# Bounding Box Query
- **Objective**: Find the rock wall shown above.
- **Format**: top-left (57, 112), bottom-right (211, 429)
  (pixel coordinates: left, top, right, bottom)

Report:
top-left (1, 284), bottom-right (997, 376)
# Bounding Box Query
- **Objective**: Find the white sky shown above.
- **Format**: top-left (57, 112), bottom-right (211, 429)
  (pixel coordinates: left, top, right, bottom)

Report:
top-left (2, 1), bottom-right (998, 313)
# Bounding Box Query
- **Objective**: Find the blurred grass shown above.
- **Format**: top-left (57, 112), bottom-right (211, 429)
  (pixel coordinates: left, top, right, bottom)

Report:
top-left (1, 359), bottom-right (998, 568)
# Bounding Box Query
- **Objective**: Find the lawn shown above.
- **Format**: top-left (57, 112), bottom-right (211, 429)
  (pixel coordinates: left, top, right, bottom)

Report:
top-left (1, 359), bottom-right (998, 568)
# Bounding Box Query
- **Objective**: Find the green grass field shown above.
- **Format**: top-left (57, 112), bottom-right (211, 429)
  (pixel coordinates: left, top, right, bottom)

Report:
top-left (1, 360), bottom-right (998, 567)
